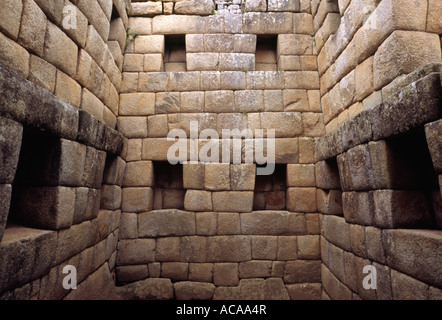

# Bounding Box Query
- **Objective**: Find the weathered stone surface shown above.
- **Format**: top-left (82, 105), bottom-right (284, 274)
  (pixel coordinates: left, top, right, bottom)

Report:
top-left (382, 229), bottom-right (442, 288)
top-left (0, 0), bottom-right (23, 40)
top-left (204, 163), bottom-right (230, 191)
top-left (18, 0), bottom-right (47, 57)
top-left (189, 263), bottom-right (213, 282)
top-left (239, 260), bottom-right (272, 279)
top-left (286, 283), bottom-right (322, 300)
top-left (124, 278), bottom-right (174, 300)
top-left (243, 12), bottom-right (293, 34)
top-left (174, 281), bottom-right (215, 300)
top-left (286, 187), bottom-right (317, 213)
top-left (342, 192), bottom-right (373, 226)
top-left (121, 187), bottom-right (153, 213)
top-left (251, 236), bottom-right (277, 260)
top-left (0, 185), bottom-right (12, 242)
top-left (241, 211), bottom-right (306, 235)
top-left (207, 236), bottom-right (251, 262)
top-left (212, 191), bottom-right (253, 213)
top-left (287, 164), bottom-right (315, 187)
top-left (391, 269), bottom-right (429, 300)
top-left (425, 120), bottom-right (442, 173)
top-left (116, 265), bottom-right (149, 284)
top-left (284, 260), bottom-right (321, 284)
top-left (175, 0), bottom-right (215, 15)
top-left (213, 263), bottom-right (239, 286)
top-left (184, 190), bottom-right (212, 212)
top-left (321, 215), bottom-right (351, 252)
top-left (139, 210), bottom-right (196, 237)
top-left (131, 1), bottom-right (162, 16)
top-left (117, 239), bottom-right (155, 265)
top-left (0, 117), bottom-right (23, 185)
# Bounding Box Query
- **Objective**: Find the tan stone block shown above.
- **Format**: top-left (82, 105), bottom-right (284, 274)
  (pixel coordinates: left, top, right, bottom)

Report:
top-left (428, 0), bottom-right (442, 33)
top-left (123, 54), bottom-right (144, 72)
top-left (268, 0), bottom-right (300, 12)
top-left (220, 71), bottom-right (246, 90)
top-left (260, 112), bottom-right (303, 138)
top-left (233, 34), bottom-right (257, 53)
top-left (0, 30), bottom-right (30, 79)
top-left (147, 114), bottom-right (168, 138)
top-left (245, 0), bottom-right (267, 12)
top-left (205, 90), bottom-right (235, 113)
top-left (18, 0), bottom-right (47, 57)
top-left (121, 187), bottom-right (153, 213)
top-left (278, 34), bottom-right (313, 56)
top-left (298, 137), bottom-right (315, 164)
top-left (196, 212), bottom-right (217, 236)
top-left (230, 164), bottom-right (256, 191)
top-left (214, 263), bottom-right (239, 286)
top-left (263, 90), bottom-right (284, 112)
top-left (287, 187), bottom-right (317, 212)
top-left (278, 55), bottom-right (301, 71)
top-left (180, 92), bottom-right (205, 113)
top-left (283, 89), bottom-right (309, 111)
top-left (297, 235), bottom-right (320, 259)
top-left (284, 260), bottom-right (321, 284)
top-left (293, 13), bottom-right (314, 34)
top-left (142, 138), bottom-right (182, 161)
top-left (55, 71), bottom-right (81, 109)
top-left (156, 92), bottom-right (180, 114)
top-left (188, 263), bottom-right (213, 282)
top-left (180, 236), bottom-right (207, 263)
top-left (374, 31), bottom-right (441, 90)
top-left (241, 211), bottom-right (307, 235)
top-left (81, 89), bottom-right (105, 122)
top-left (128, 17), bottom-right (152, 35)
top-left (28, 55), bottom-right (56, 93)
top-left (355, 56), bottom-right (374, 101)
top-left (184, 190), bottom-right (213, 212)
top-left (300, 56), bottom-right (317, 71)
top-left (134, 35), bottom-right (165, 54)
top-left (156, 237), bottom-right (180, 262)
top-left (287, 164), bottom-right (315, 187)
top-left (243, 12), bottom-right (293, 34)
top-left (212, 192), bottom-right (254, 213)
top-left (276, 236), bottom-right (297, 260)
top-left (217, 212), bottom-right (241, 235)
top-left (247, 71), bottom-right (285, 90)
top-left (285, 71), bottom-right (319, 89)
top-left (120, 93), bottom-right (155, 116)
top-left (204, 163), bottom-right (230, 191)
top-left (204, 34), bottom-right (234, 53)
top-left (63, 0), bottom-right (88, 48)
top-left (117, 117), bottom-right (147, 139)
top-left (187, 53), bottom-right (220, 71)
top-left (131, 2), bottom-right (163, 16)
top-left (218, 53), bottom-right (255, 71)
top-left (116, 238), bottom-right (155, 265)
top-left (123, 161), bottom-right (154, 187)
top-left (0, 0), bottom-right (23, 40)
top-left (303, 112), bottom-right (325, 137)
top-left (144, 54), bottom-right (164, 72)
top-left (235, 90), bottom-right (264, 113)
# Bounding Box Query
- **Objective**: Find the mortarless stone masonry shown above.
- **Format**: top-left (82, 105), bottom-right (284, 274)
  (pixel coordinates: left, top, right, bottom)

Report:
top-left (0, 0), bottom-right (440, 301)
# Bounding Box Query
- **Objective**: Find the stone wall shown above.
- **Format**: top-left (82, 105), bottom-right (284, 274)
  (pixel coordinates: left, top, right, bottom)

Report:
top-left (0, 0), bottom-right (128, 299)
top-left (313, 0), bottom-right (442, 300)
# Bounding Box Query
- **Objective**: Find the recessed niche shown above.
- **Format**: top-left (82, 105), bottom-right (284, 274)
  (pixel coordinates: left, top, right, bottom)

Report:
top-left (164, 35), bottom-right (187, 72)
top-left (153, 161), bottom-right (185, 210)
top-left (255, 35), bottom-right (277, 71)
top-left (253, 164), bottom-right (286, 210)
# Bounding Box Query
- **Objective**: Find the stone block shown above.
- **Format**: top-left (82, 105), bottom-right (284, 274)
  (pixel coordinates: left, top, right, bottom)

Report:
top-left (230, 164), bottom-right (256, 191)
top-left (286, 187), bottom-right (317, 212)
top-left (120, 93), bottom-right (155, 116)
top-left (156, 237), bottom-right (180, 262)
top-left (28, 54), bottom-right (56, 93)
top-left (214, 263), bottom-right (239, 286)
top-left (245, 0), bottom-right (267, 12)
top-left (243, 12), bottom-right (293, 34)
top-left (18, 0), bottom-right (47, 57)
top-left (321, 215), bottom-right (351, 252)
top-left (293, 13), bottom-right (314, 34)
top-left (124, 278), bottom-right (174, 300)
top-left (427, 0), bottom-right (442, 33)
top-left (342, 192), bottom-right (373, 226)
top-left (169, 72), bottom-right (201, 92)
top-left (144, 54), bottom-right (164, 72)
top-left (285, 71), bottom-right (320, 89)
top-left (278, 34), bottom-right (313, 56)
top-left (283, 89), bottom-right (309, 112)
top-left (139, 210), bottom-right (196, 237)
top-left (374, 31), bottom-right (441, 90)
top-left (217, 212), bottom-right (241, 235)
top-left (286, 283), bottom-right (321, 300)
top-left (117, 239), bottom-right (155, 265)
top-left (247, 71), bottom-right (285, 90)
top-left (251, 236), bottom-right (277, 260)
top-left (239, 260), bottom-right (272, 278)
top-left (100, 185), bottom-right (121, 210)
top-left (189, 263), bottom-right (213, 283)
top-left (0, 185), bottom-right (12, 242)
top-left (264, 90), bottom-right (284, 111)
top-left (119, 213), bottom-right (138, 240)
top-left (204, 34), bottom-right (233, 53)
top-left (81, 146), bottom-right (106, 188)
top-left (0, 0), bottom-right (23, 39)
top-left (207, 236), bottom-right (252, 262)
top-left (260, 112), bottom-right (303, 138)
top-left (174, 281), bottom-right (215, 300)
top-left (161, 262), bottom-right (188, 281)
top-left (315, 160), bottom-right (341, 189)
top-left (180, 92), bottom-right (205, 113)
top-left (278, 55), bottom-right (301, 71)
top-left (284, 260), bottom-right (321, 284)
top-left (147, 114), bottom-right (168, 138)
top-left (180, 236), bottom-right (207, 263)
top-left (365, 226), bottom-right (385, 264)
top-left (55, 71), bottom-right (81, 109)
top-left (235, 90), bottom-right (264, 113)
top-left (123, 54), bottom-right (144, 72)
top-left (0, 117), bottom-right (23, 185)
top-left (117, 117), bottom-right (148, 138)
top-left (121, 187), bottom-right (153, 213)
top-left (44, 22), bottom-right (78, 77)
top-left (218, 53), bottom-right (255, 71)
top-left (116, 265), bottom-right (149, 284)
top-left (187, 53), bottom-right (220, 71)
top-left (303, 113), bottom-right (325, 137)
top-left (372, 190), bottom-right (432, 229)
top-left (391, 269), bottom-right (429, 300)
top-left (234, 34), bottom-right (257, 53)
top-left (277, 236), bottom-right (297, 260)
top-left (241, 211), bottom-right (307, 235)
top-left (425, 120), bottom-right (442, 173)
top-left (0, 28), bottom-right (30, 79)
top-left (123, 161), bottom-right (154, 187)
top-left (287, 164), bottom-right (315, 187)
top-left (131, 2), bottom-right (163, 16)
top-left (204, 90), bottom-right (235, 113)
top-left (297, 235), bottom-right (320, 259)
top-left (268, 0), bottom-right (300, 11)
top-left (212, 192), bottom-right (253, 213)
top-left (204, 163), bottom-right (230, 191)
top-left (317, 189), bottom-right (343, 215)
top-left (184, 190), bottom-right (213, 212)
top-left (196, 212), bottom-right (217, 236)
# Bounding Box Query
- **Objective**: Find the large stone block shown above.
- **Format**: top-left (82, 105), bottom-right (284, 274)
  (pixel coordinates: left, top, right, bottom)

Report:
top-left (123, 278), bottom-right (174, 300)
top-left (131, 1), bottom-right (162, 16)
top-left (213, 263), bottom-right (239, 286)
top-left (260, 112), bottom-right (303, 138)
top-left (230, 164), bottom-right (256, 191)
top-left (123, 161), bottom-right (154, 187)
top-left (286, 187), bottom-right (317, 212)
top-left (207, 236), bottom-right (252, 262)
top-left (205, 163), bottom-right (230, 191)
top-left (321, 215), bottom-right (351, 252)
top-left (235, 90), bottom-right (264, 113)
top-left (117, 239), bottom-right (155, 265)
top-left (287, 164), bottom-right (315, 187)
top-left (212, 192), bottom-right (253, 213)
top-left (174, 281), bottom-right (215, 300)
top-left (374, 31), bottom-right (441, 90)
top-left (373, 190), bottom-right (432, 228)
top-left (205, 90), bottom-right (235, 113)
top-left (243, 12), bottom-right (293, 34)
top-left (342, 191), bottom-right (373, 226)
top-left (0, 29), bottom-right (30, 79)
top-left (120, 93), bottom-right (156, 116)
top-left (317, 189), bottom-right (343, 215)
top-left (0, 117), bottom-right (23, 185)
top-left (239, 260), bottom-right (272, 278)
top-left (315, 160), bottom-right (341, 189)
top-left (18, 0), bottom-right (47, 57)
top-left (121, 187), bottom-right (153, 213)
top-left (284, 260), bottom-right (321, 284)
top-left (139, 210), bottom-right (196, 237)
top-left (184, 190), bottom-right (212, 212)
top-left (0, 0), bottom-right (23, 40)
top-left (286, 283), bottom-right (321, 300)
top-left (241, 211), bottom-right (307, 235)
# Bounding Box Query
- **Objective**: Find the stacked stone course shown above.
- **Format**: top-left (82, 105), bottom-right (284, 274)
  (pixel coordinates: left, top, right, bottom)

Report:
top-left (0, 0), bottom-right (441, 300)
